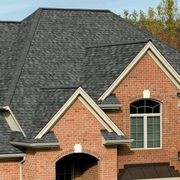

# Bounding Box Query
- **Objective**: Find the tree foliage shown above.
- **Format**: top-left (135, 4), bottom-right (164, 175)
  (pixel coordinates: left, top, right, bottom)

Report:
top-left (123, 0), bottom-right (180, 50)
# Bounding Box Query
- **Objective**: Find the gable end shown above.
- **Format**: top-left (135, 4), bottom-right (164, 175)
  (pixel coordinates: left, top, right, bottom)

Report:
top-left (99, 41), bottom-right (180, 100)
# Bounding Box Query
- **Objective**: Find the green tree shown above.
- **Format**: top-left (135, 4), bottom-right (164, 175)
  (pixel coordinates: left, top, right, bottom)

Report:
top-left (123, 0), bottom-right (180, 50)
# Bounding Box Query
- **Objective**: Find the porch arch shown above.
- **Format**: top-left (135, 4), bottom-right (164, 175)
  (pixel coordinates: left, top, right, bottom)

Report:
top-left (56, 152), bottom-right (99, 180)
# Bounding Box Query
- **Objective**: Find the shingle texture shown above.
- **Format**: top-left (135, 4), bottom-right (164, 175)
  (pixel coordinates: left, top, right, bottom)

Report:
top-left (0, 112), bottom-right (23, 154)
top-left (10, 131), bottom-right (58, 144)
top-left (101, 130), bottom-right (130, 141)
top-left (0, 8), bottom-right (179, 153)
top-left (98, 94), bottom-right (120, 105)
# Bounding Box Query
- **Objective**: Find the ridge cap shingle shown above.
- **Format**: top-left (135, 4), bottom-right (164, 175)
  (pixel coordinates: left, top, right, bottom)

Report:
top-left (39, 7), bottom-right (111, 13)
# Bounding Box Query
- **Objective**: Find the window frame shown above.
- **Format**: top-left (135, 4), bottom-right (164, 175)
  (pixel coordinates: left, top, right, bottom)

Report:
top-left (130, 100), bottom-right (162, 150)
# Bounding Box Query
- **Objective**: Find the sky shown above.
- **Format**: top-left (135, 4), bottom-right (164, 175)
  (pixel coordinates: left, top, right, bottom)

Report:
top-left (0, 0), bottom-right (179, 21)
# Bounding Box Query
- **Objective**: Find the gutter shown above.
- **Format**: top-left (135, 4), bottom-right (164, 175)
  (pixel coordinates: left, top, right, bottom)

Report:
top-left (99, 104), bottom-right (121, 110)
top-left (10, 141), bottom-right (59, 149)
top-left (103, 139), bottom-right (134, 146)
top-left (0, 153), bottom-right (26, 159)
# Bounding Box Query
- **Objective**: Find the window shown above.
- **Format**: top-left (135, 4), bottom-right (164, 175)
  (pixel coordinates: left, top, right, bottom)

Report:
top-left (130, 99), bottom-right (161, 149)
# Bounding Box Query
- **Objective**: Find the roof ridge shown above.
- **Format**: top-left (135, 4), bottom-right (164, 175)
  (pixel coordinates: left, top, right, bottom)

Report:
top-left (85, 40), bottom-right (149, 49)
top-left (0, 21), bottom-right (20, 23)
top-left (4, 9), bottom-right (42, 106)
top-left (39, 7), bottom-right (110, 13)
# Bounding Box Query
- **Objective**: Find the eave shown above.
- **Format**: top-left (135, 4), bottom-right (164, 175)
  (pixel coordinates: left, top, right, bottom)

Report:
top-left (103, 139), bottom-right (134, 146)
top-left (99, 104), bottom-right (121, 110)
top-left (0, 153), bottom-right (26, 159)
top-left (10, 141), bottom-right (59, 149)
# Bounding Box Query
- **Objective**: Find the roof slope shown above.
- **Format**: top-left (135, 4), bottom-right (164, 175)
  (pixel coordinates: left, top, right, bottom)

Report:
top-left (0, 22), bottom-right (19, 103)
top-left (0, 8), bottom-right (179, 140)
top-left (82, 41), bottom-right (148, 99)
top-left (0, 112), bottom-right (23, 154)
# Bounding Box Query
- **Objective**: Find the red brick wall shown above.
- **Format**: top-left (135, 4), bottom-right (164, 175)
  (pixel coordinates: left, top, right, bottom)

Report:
top-left (0, 161), bottom-right (19, 180)
top-left (22, 99), bottom-right (117, 180)
top-left (2, 53), bottom-right (179, 179)
top-left (107, 53), bottom-right (180, 171)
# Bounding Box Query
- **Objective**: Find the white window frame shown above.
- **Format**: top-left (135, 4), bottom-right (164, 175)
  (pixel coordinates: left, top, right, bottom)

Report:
top-left (130, 103), bottom-right (162, 150)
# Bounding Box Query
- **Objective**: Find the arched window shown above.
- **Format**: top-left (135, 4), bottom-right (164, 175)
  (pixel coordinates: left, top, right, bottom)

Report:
top-left (130, 99), bottom-right (161, 149)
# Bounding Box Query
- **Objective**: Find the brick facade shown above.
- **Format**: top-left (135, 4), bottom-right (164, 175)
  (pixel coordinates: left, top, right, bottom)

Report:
top-left (0, 53), bottom-right (179, 179)
top-left (0, 162), bottom-right (19, 180)
top-left (107, 53), bottom-right (180, 171)
top-left (22, 99), bottom-right (117, 180)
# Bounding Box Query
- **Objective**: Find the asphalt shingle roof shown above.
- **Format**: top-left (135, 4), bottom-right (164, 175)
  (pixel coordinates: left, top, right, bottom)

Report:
top-left (0, 8), bottom-right (179, 153)
top-left (0, 112), bottom-right (23, 154)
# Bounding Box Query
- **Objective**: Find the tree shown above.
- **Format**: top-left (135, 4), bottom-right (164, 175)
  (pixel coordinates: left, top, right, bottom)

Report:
top-left (123, 0), bottom-right (180, 50)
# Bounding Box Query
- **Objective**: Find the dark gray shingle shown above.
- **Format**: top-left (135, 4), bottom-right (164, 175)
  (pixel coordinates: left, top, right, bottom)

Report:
top-left (0, 8), bottom-right (179, 152)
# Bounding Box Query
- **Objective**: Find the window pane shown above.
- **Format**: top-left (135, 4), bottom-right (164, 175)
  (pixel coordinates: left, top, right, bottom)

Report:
top-left (130, 99), bottom-right (160, 114)
top-left (146, 107), bottom-right (153, 113)
top-left (147, 116), bottom-right (160, 148)
top-left (131, 117), bottom-right (144, 148)
top-left (153, 104), bottom-right (160, 113)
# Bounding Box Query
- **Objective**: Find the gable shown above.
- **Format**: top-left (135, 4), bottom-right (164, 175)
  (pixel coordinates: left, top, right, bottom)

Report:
top-left (51, 98), bottom-right (106, 147)
top-left (99, 41), bottom-right (180, 100)
top-left (35, 87), bottom-right (124, 139)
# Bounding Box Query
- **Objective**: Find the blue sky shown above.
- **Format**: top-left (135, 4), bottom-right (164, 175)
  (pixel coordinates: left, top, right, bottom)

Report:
top-left (0, 0), bottom-right (178, 21)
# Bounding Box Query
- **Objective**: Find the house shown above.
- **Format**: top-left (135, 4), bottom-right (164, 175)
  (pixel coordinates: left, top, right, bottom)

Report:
top-left (0, 8), bottom-right (180, 180)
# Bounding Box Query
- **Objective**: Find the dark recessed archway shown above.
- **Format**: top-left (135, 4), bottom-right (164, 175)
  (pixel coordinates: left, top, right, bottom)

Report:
top-left (56, 153), bottom-right (98, 180)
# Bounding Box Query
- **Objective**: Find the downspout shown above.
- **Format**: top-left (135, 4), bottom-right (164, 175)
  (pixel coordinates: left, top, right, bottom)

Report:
top-left (19, 156), bottom-right (26, 180)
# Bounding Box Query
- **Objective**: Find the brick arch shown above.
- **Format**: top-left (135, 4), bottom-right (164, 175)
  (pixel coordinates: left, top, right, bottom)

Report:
top-left (54, 149), bottom-right (101, 163)
top-left (55, 149), bottom-right (100, 180)
top-left (129, 96), bottom-right (163, 105)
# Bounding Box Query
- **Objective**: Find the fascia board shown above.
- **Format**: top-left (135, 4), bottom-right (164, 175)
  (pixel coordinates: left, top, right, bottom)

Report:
top-left (103, 139), bottom-right (134, 145)
top-left (2, 106), bottom-right (26, 137)
top-left (99, 104), bottom-right (121, 109)
top-left (78, 88), bottom-right (124, 135)
top-left (0, 153), bottom-right (26, 159)
top-left (10, 141), bottom-right (59, 148)
top-left (99, 41), bottom-right (180, 100)
top-left (35, 87), bottom-right (124, 139)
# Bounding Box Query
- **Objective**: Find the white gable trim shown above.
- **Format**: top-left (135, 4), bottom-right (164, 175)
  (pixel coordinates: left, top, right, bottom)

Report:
top-left (2, 106), bottom-right (26, 137)
top-left (35, 87), bottom-right (124, 139)
top-left (99, 41), bottom-right (180, 100)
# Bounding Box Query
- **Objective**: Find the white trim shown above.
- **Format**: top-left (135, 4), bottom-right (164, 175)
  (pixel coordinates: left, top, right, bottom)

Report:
top-left (148, 51), bottom-right (180, 89)
top-left (10, 141), bottom-right (59, 148)
top-left (2, 106), bottom-right (26, 137)
top-left (78, 96), bottom-right (112, 132)
top-left (99, 41), bottom-right (180, 100)
top-left (35, 87), bottom-right (124, 139)
top-left (103, 139), bottom-right (134, 145)
top-left (99, 104), bottom-right (121, 110)
top-left (144, 116), bottom-right (147, 148)
top-left (0, 153), bottom-right (26, 159)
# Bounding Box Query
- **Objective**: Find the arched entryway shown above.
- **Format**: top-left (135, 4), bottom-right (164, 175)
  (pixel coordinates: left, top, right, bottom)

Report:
top-left (56, 153), bottom-right (98, 180)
